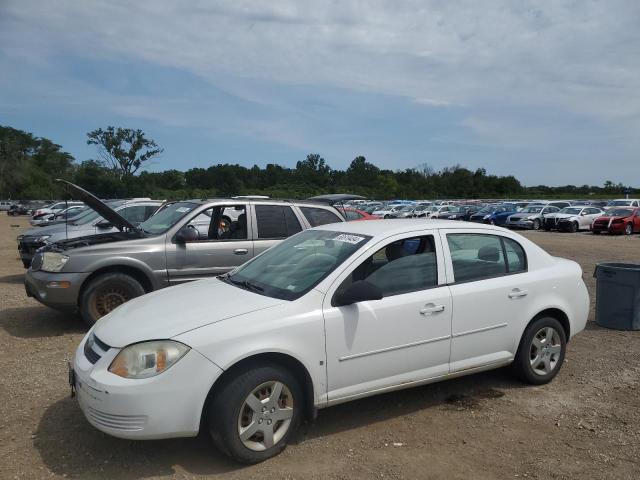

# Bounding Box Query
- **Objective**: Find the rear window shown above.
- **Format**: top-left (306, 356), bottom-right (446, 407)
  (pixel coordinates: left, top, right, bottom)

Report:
top-left (447, 233), bottom-right (527, 283)
top-left (300, 207), bottom-right (342, 227)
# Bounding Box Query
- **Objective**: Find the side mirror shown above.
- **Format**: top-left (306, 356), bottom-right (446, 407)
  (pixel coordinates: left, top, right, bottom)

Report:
top-left (334, 280), bottom-right (383, 307)
top-left (96, 220), bottom-right (112, 229)
top-left (175, 226), bottom-right (199, 244)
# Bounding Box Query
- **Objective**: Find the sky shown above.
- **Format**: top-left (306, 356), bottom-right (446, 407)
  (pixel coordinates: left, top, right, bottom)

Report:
top-left (1, 0), bottom-right (639, 186)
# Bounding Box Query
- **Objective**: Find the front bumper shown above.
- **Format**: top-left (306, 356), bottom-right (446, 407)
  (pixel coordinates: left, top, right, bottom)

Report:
top-left (592, 222), bottom-right (624, 233)
top-left (24, 269), bottom-right (90, 311)
top-left (505, 219), bottom-right (535, 229)
top-left (73, 333), bottom-right (223, 439)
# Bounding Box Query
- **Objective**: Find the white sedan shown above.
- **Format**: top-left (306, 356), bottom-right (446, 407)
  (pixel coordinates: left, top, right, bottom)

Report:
top-left (72, 220), bottom-right (589, 463)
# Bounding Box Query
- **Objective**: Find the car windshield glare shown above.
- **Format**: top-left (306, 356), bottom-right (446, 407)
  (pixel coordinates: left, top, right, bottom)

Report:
top-left (521, 207), bottom-right (543, 213)
top-left (138, 201), bottom-right (199, 234)
top-left (226, 229), bottom-right (372, 300)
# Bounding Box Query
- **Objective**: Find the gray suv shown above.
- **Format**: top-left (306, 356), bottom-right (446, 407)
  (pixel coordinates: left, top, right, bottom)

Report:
top-left (24, 181), bottom-right (345, 325)
top-left (17, 199), bottom-right (163, 268)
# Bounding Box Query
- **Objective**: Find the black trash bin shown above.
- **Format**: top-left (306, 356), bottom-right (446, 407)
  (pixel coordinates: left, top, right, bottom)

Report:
top-left (593, 263), bottom-right (640, 330)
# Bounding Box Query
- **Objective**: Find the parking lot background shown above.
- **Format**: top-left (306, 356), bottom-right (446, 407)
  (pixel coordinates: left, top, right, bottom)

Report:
top-left (1, 214), bottom-right (639, 479)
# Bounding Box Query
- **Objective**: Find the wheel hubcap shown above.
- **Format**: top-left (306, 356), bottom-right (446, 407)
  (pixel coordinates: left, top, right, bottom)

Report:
top-left (237, 381), bottom-right (294, 451)
top-left (94, 286), bottom-right (130, 317)
top-left (529, 327), bottom-right (562, 375)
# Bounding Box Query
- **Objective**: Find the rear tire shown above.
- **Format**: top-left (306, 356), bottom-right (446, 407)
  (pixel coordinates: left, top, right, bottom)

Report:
top-left (208, 364), bottom-right (303, 464)
top-left (79, 273), bottom-right (145, 326)
top-left (513, 316), bottom-right (566, 385)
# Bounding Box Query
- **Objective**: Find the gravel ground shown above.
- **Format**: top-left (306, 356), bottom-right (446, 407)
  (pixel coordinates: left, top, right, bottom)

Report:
top-left (1, 214), bottom-right (639, 479)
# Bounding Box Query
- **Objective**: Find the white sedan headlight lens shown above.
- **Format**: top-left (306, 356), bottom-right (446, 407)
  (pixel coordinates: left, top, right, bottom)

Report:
top-left (41, 252), bottom-right (69, 272)
top-left (109, 340), bottom-right (190, 379)
top-left (483, 214), bottom-right (491, 219)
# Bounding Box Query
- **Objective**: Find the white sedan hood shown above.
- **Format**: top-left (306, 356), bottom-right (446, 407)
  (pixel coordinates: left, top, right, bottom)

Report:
top-left (93, 278), bottom-right (286, 347)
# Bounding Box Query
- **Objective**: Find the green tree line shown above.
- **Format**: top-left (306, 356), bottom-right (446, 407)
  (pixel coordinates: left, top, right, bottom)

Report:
top-left (0, 125), bottom-right (635, 201)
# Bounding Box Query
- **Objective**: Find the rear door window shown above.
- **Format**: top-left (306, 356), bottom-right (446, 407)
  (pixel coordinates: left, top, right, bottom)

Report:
top-left (255, 205), bottom-right (302, 239)
top-left (446, 233), bottom-right (527, 283)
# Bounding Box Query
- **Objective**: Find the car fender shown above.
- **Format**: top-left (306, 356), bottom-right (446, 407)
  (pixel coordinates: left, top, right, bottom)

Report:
top-left (78, 256), bottom-right (164, 291)
top-left (174, 291), bottom-right (328, 407)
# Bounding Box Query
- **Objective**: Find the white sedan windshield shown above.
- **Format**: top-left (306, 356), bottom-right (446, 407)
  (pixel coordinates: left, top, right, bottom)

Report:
top-left (225, 230), bottom-right (372, 300)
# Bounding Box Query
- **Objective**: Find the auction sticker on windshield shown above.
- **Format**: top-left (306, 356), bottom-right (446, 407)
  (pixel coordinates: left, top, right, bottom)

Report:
top-left (333, 234), bottom-right (366, 244)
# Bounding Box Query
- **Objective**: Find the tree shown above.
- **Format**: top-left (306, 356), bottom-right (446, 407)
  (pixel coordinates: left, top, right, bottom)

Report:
top-left (86, 126), bottom-right (163, 178)
top-left (295, 153), bottom-right (332, 188)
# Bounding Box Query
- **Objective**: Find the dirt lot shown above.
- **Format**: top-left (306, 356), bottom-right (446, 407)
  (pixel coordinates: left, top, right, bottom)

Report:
top-left (1, 214), bottom-right (639, 480)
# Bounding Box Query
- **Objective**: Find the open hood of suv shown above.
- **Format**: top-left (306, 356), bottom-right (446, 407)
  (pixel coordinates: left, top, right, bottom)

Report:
top-left (55, 179), bottom-right (137, 232)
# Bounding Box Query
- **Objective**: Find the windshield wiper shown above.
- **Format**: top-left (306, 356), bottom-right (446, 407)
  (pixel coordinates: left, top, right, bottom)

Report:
top-left (224, 275), bottom-right (264, 293)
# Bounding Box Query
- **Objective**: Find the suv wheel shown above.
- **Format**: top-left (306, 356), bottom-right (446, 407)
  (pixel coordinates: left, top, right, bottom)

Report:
top-left (80, 273), bottom-right (145, 326)
top-left (513, 316), bottom-right (566, 385)
top-left (208, 364), bottom-right (303, 464)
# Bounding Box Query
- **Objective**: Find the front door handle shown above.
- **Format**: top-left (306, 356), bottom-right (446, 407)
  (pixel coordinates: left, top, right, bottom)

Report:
top-left (233, 248), bottom-right (248, 255)
top-left (508, 288), bottom-right (528, 299)
top-left (420, 303), bottom-right (446, 315)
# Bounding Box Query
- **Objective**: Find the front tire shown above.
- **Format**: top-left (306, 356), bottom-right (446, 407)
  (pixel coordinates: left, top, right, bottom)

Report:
top-left (569, 221), bottom-right (578, 233)
top-left (513, 317), bottom-right (566, 385)
top-left (625, 223), bottom-right (633, 235)
top-left (532, 219), bottom-right (540, 230)
top-left (208, 364), bottom-right (303, 464)
top-left (79, 272), bottom-right (145, 326)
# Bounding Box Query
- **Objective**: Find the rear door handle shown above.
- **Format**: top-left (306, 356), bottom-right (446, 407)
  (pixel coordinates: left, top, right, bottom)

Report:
top-left (420, 303), bottom-right (446, 315)
top-left (508, 288), bottom-right (528, 299)
top-left (233, 248), bottom-right (248, 255)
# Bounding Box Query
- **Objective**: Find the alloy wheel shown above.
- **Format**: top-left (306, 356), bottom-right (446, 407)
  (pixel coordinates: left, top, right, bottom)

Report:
top-left (529, 327), bottom-right (562, 376)
top-left (237, 381), bottom-right (294, 451)
top-left (625, 224), bottom-right (632, 235)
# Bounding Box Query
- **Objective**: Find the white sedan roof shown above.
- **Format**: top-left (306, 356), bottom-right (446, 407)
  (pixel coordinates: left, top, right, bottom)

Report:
top-left (315, 219), bottom-right (506, 240)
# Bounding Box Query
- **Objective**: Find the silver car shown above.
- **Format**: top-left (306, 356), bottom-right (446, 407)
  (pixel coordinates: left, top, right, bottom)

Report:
top-left (18, 199), bottom-right (162, 268)
top-left (505, 205), bottom-right (560, 230)
top-left (24, 181), bottom-right (345, 325)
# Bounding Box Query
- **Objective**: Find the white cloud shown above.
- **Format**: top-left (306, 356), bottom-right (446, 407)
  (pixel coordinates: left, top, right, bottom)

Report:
top-left (1, 0), bottom-right (640, 182)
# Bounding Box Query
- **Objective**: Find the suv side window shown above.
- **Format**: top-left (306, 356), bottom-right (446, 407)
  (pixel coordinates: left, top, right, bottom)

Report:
top-left (300, 207), bottom-right (342, 226)
top-left (255, 205), bottom-right (302, 239)
top-left (185, 205), bottom-right (248, 241)
top-left (336, 236), bottom-right (438, 299)
top-left (447, 234), bottom-right (528, 283)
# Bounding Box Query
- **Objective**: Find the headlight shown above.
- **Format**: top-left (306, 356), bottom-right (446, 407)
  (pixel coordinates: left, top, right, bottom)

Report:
top-left (17, 235), bottom-right (24, 241)
top-left (109, 340), bottom-right (190, 379)
top-left (483, 214), bottom-right (491, 219)
top-left (34, 235), bottom-right (51, 243)
top-left (41, 252), bottom-right (69, 272)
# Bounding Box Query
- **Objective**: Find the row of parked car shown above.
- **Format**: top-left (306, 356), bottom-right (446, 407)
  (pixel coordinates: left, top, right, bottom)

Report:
top-left (342, 198), bottom-right (640, 234)
top-left (13, 186), bottom-right (593, 463)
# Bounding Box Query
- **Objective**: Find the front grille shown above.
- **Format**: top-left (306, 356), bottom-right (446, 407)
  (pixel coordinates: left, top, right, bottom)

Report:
top-left (30, 253), bottom-right (43, 271)
top-left (86, 407), bottom-right (147, 431)
top-left (84, 334), bottom-right (111, 364)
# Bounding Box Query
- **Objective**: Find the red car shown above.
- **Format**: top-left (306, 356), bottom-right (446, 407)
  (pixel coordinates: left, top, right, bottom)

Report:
top-left (342, 208), bottom-right (381, 221)
top-left (591, 207), bottom-right (640, 235)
